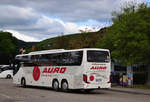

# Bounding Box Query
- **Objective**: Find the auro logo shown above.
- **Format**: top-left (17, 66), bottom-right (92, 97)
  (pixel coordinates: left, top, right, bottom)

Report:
top-left (33, 66), bottom-right (40, 81)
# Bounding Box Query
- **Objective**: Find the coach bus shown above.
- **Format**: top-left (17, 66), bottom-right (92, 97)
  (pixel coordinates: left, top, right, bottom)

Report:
top-left (13, 48), bottom-right (111, 92)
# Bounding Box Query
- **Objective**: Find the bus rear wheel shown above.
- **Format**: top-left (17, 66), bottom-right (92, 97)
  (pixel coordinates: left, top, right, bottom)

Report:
top-left (61, 80), bottom-right (68, 92)
top-left (52, 80), bottom-right (59, 91)
top-left (21, 78), bottom-right (26, 88)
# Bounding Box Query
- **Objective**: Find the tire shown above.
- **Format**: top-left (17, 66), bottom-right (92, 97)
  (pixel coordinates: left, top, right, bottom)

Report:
top-left (6, 74), bottom-right (11, 79)
top-left (52, 80), bottom-right (59, 91)
top-left (21, 78), bottom-right (26, 88)
top-left (61, 80), bottom-right (68, 92)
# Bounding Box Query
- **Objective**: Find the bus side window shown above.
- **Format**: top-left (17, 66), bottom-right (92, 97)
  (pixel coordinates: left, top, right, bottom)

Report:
top-left (31, 55), bottom-right (41, 66)
top-left (47, 54), bottom-right (54, 66)
top-left (61, 51), bottom-right (83, 66)
top-left (55, 53), bottom-right (62, 66)
top-left (70, 51), bottom-right (83, 65)
top-left (31, 55), bottom-right (35, 61)
top-left (40, 54), bottom-right (48, 62)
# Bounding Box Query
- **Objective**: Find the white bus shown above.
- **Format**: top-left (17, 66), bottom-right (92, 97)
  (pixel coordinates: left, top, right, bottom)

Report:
top-left (0, 65), bottom-right (13, 79)
top-left (13, 48), bottom-right (111, 92)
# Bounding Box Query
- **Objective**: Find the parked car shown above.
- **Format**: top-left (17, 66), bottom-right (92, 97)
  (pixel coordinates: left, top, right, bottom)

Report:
top-left (0, 65), bottom-right (13, 79)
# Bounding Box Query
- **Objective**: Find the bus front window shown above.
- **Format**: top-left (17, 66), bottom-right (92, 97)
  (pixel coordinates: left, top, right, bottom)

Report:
top-left (0, 69), bottom-right (2, 73)
top-left (13, 61), bottom-right (21, 75)
top-left (87, 50), bottom-right (110, 63)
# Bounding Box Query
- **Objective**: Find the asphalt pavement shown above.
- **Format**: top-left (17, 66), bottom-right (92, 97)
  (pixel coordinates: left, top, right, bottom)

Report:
top-left (0, 79), bottom-right (150, 102)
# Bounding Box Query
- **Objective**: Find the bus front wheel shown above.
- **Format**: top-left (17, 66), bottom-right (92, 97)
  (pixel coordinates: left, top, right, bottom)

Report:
top-left (6, 74), bottom-right (11, 79)
top-left (21, 78), bottom-right (26, 88)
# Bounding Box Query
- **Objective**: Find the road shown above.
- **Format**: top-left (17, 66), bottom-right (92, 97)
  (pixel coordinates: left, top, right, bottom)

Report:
top-left (0, 79), bottom-right (150, 102)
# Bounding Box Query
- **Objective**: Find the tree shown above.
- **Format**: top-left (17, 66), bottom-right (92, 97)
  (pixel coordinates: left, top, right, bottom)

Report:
top-left (0, 32), bottom-right (18, 64)
top-left (97, 3), bottom-right (150, 85)
top-left (55, 34), bottom-right (68, 49)
top-left (68, 32), bottom-right (100, 49)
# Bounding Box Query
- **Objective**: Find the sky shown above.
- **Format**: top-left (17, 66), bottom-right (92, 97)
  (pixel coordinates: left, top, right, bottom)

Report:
top-left (0, 0), bottom-right (146, 42)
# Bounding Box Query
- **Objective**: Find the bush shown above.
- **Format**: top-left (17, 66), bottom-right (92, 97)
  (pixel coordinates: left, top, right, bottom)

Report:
top-left (133, 72), bottom-right (147, 84)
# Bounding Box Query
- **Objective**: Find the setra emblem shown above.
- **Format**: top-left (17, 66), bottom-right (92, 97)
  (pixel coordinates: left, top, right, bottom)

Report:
top-left (33, 66), bottom-right (40, 81)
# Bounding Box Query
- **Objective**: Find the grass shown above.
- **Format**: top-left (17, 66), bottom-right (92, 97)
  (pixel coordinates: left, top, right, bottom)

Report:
top-left (133, 85), bottom-right (150, 90)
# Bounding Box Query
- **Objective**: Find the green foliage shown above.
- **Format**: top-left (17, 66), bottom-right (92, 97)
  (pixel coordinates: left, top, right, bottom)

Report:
top-left (0, 32), bottom-right (18, 64)
top-left (0, 32), bottom-right (18, 54)
top-left (55, 34), bottom-right (69, 49)
top-left (97, 3), bottom-right (150, 65)
top-left (35, 31), bottom-right (103, 50)
top-left (0, 31), bottom-right (39, 64)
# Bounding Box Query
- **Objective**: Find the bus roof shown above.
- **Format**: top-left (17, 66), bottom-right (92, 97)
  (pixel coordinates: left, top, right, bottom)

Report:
top-left (16, 48), bottom-right (109, 57)
top-left (29, 49), bottom-right (65, 54)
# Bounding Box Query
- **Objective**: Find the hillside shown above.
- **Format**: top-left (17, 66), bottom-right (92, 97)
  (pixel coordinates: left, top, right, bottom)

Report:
top-left (0, 27), bottom-right (107, 64)
top-left (17, 39), bottom-right (38, 49)
top-left (0, 31), bottom-right (38, 64)
top-left (34, 27), bottom-right (107, 51)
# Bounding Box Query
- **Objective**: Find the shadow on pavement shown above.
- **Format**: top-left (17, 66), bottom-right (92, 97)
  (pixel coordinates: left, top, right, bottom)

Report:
top-left (15, 85), bottom-right (107, 95)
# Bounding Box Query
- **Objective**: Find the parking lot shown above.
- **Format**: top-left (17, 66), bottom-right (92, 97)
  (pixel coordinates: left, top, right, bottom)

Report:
top-left (0, 79), bottom-right (150, 102)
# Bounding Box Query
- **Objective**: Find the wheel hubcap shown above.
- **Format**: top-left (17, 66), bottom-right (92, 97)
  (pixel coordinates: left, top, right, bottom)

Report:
top-left (54, 81), bottom-right (58, 89)
top-left (22, 80), bottom-right (24, 85)
top-left (62, 82), bottom-right (68, 90)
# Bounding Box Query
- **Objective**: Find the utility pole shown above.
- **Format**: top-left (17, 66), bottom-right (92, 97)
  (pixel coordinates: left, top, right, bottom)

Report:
top-left (127, 65), bottom-right (133, 87)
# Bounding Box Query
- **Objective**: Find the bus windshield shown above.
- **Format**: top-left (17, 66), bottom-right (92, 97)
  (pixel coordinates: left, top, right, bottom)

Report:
top-left (87, 50), bottom-right (110, 62)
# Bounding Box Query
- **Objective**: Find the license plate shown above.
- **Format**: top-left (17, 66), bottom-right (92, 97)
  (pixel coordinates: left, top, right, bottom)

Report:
top-left (96, 79), bottom-right (102, 82)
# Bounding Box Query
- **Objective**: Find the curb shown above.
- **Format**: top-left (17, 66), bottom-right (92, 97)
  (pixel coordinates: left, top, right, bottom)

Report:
top-left (108, 88), bottom-right (150, 95)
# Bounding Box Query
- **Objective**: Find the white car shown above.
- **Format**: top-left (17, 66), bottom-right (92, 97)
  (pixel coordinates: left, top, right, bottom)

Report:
top-left (0, 66), bottom-right (13, 79)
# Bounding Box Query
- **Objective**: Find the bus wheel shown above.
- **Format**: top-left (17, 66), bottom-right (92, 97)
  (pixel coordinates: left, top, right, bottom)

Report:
top-left (52, 80), bottom-right (59, 91)
top-left (6, 74), bottom-right (11, 79)
top-left (21, 78), bottom-right (26, 88)
top-left (61, 80), bottom-right (68, 92)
